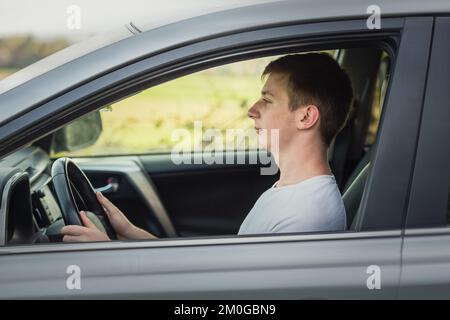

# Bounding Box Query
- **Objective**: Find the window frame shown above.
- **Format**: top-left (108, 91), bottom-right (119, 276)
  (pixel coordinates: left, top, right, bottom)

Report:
top-left (0, 16), bottom-right (435, 253)
top-left (405, 16), bottom-right (450, 230)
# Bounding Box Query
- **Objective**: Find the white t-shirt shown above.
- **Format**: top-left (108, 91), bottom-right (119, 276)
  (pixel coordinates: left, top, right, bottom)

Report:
top-left (238, 175), bottom-right (346, 235)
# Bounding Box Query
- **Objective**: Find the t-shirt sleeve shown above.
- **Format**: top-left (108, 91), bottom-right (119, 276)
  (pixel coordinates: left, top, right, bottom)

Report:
top-left (269, 204), bottom-right (346, 234)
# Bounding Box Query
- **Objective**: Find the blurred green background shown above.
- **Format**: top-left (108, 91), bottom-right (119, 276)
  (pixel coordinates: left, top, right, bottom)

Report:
top-left (72, 62), bottom-right (272, 156)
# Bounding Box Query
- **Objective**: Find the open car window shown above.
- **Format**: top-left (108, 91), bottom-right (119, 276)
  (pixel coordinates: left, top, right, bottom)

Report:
top-left (0, 42), bottom-right (395, 247)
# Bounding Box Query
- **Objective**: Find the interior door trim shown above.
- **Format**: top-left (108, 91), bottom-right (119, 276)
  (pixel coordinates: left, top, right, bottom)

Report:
top-left (75, 157), bottom-right (177, 237)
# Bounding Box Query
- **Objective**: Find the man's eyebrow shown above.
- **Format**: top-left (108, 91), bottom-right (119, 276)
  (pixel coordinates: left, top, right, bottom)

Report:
top-left (261, 90), bottom-right (275, 97)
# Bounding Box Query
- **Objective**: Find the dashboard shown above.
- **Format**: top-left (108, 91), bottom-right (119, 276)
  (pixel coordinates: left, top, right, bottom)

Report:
top-left (0, 146), bottom-right (64, 245)
top-left (31, 177), bottom-right (63, 227)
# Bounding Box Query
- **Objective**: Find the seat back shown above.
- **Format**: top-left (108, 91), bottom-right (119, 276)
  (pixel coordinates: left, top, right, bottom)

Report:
top-left (342, 149), bottom-right (372, 229)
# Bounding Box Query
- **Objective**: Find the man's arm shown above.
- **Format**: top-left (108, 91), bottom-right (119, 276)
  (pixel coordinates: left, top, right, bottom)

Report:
top-left (62, 192), bottom-right (157, 242)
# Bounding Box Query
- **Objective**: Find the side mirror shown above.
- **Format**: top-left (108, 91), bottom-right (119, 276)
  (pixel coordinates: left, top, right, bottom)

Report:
top-left (52, 111), bottom-right (102, 153)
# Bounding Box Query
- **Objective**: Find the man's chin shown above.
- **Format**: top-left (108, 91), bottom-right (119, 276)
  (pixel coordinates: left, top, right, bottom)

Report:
top-left (257, 141), bottom-right (270, 152)
top-left (256, 128), bottom-right (279, 154)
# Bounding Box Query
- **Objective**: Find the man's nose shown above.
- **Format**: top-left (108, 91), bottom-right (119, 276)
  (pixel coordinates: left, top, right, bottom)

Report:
top-left (247, 101), bottom-right (260, 119)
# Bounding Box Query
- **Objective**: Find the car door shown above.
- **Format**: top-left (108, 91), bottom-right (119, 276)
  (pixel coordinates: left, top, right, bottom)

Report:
top-left (0, 15), bottom-right (431, 299)
top-left (399, 17), bottom-right (450, 299)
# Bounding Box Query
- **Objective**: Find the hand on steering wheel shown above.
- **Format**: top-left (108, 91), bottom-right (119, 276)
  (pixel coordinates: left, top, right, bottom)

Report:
top-left (62, 210), bottom-right (111, 242)
top-left (62, 192), bottom-right (157, 242)
top-left (51, 157), bottom-right (117, 240)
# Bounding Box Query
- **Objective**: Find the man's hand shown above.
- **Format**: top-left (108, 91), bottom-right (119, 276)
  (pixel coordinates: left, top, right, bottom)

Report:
top-left (62, 192), bottom-right (156, 243)
top-left (62, 210), bottom-right (111, 242)
top-left (95, 192), bottom-right (156, 240)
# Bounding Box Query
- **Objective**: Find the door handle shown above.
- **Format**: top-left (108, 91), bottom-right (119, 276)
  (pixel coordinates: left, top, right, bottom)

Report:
top-left (94, 177), bottom-right (119, 194)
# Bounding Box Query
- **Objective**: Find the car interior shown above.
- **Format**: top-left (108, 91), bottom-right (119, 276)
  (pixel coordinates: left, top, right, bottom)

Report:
top-left (0, 44), bottom-right (391, 246)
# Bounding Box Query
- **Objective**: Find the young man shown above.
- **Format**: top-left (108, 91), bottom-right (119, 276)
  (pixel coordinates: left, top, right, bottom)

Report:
top-left (62, 52), bottom-right (353, 242)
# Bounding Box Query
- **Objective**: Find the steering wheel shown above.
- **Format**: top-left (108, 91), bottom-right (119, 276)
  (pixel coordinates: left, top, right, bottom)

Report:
top-left (51, 157), bottom-right (117, 240)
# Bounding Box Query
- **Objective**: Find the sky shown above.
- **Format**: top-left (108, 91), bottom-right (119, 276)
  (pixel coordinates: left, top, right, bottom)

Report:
top-left (0, 0), bottom-right (277, 41)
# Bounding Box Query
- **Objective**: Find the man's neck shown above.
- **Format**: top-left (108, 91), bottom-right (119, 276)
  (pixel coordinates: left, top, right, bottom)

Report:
top-left (273, 141), bottom-right (331, 188)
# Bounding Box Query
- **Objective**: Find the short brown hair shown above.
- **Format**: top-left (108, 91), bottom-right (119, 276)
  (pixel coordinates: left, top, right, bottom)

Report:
top-left (262, 53), bottom-right (353, 146)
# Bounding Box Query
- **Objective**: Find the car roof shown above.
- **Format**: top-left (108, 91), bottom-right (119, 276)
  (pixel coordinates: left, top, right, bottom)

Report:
top-left (0, 0), bottom-right (449, 125)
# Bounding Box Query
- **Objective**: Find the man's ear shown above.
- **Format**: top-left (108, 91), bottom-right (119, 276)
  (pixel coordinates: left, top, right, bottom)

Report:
top-left (295, 104), bottom-right (320, 130)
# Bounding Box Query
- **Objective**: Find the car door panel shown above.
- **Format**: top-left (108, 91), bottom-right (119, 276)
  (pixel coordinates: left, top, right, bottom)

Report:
top-left (0, 232), bottom-right (400, 299)
top-left (0, 12), bottom-right (433, 298)
top-left (400, 230), bottom-right (450, 298)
